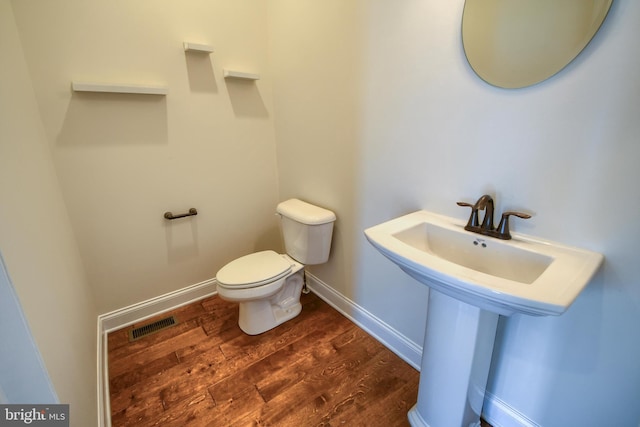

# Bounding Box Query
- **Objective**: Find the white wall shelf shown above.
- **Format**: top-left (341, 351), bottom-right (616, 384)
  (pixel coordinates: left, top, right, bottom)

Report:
top-left (71, 82), bottom-right (168, 95)
top-left (223, 70), bottom-right (260, 81)
top-left (183, 42), bottom-right (214, 53)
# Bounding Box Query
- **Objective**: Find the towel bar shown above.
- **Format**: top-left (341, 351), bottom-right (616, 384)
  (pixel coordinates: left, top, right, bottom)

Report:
top-left (164, 208), bottom-right (198, 220)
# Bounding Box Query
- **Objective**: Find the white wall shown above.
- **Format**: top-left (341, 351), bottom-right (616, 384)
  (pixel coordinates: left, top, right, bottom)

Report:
top-left (0, 255), bottom-right (58, 404)
top-left (0, 1), bottom-right (98, 424)
top-left (11, 0), bottom-right (282, 313)
top-left (271, 0), bottom-right (640, 425)
top-left (268, 0), bottom-right (379, 328)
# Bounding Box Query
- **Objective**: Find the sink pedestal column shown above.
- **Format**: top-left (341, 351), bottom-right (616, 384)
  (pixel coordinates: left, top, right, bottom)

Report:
top-left (408, 289), bottom-right (499, 427)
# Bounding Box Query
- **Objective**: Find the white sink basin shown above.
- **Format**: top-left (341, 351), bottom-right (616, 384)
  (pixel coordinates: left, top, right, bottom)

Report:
top-left (365, 210), bottom-right (603, 316)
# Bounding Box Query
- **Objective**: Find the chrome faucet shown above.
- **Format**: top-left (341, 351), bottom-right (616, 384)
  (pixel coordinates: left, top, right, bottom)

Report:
top-left (457, 194), bottom-right (531, 240)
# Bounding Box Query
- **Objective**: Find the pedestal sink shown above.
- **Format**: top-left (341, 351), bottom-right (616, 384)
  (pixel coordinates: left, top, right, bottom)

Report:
top-left (364, 210), bottom-right (603, 427)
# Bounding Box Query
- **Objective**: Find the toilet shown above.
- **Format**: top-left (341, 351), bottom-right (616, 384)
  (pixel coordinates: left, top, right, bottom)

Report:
top-left (216, 198), bottom-right (336, 335)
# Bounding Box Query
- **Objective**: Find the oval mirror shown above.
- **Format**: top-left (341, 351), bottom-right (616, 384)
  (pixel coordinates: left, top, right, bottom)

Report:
top-left (462, 0), bottom-right (613, 89)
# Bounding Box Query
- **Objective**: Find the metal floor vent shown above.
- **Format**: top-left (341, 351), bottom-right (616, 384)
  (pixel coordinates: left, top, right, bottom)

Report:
top-left (129, 316), bottom-right (177, 341)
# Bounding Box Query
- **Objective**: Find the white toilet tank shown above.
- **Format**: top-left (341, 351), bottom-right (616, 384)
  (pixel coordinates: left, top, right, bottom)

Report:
top-left (276, 199), bottom-right (336, 265)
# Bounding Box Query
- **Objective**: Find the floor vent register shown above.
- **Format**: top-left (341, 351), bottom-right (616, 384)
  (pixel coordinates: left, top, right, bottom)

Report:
top-left (128, 316), bottom-right (178, 341)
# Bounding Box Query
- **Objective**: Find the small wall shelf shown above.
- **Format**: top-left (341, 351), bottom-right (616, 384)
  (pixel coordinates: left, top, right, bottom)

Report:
top-left (71, 82), bottom-right (168, 95)
top-left (223, 70), bottom-right (260, 81)
top-left (183, 42), bottom-right (214, 53)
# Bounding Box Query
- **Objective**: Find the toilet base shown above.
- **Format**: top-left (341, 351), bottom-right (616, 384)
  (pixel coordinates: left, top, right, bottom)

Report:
top-left (238, 299), bottom-right (302, 335)
top-left (236, 270), bottom-right (305, 335)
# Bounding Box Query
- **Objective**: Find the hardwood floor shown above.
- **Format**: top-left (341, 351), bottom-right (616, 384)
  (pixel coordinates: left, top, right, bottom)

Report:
top-left (108, 291), bottom-right (421, 426)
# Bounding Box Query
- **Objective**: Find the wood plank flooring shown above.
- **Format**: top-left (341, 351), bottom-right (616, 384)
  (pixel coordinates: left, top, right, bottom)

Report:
top-left (108, 291), bottom-right (421, 426)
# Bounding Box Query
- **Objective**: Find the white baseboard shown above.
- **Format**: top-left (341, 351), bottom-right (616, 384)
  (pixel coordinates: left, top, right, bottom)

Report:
top-left (96, 278), bottom-right (217, 427)
top-left (305, 272), bottom-right (423, 370)
top-left (482, 390), bottom-right (540, 427)
top-left (98, 278), bottom-right (218, 333)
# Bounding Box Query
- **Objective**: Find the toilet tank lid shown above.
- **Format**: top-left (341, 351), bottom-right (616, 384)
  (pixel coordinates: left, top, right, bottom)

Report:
top-left (276, 199), bottom-right (336, 225)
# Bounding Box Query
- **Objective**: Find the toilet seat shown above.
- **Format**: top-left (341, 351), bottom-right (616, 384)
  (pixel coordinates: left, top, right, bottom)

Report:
top-left (216, 250), bottom-right (292, 289)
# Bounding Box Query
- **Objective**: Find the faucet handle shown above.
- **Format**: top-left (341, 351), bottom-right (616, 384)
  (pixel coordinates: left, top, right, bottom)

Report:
top-left (457, 201), bottom-right (479, 229)
top-left (495, 211), bottom-right (532, 240)
top-left (456, 201), bottom-right (473, 208)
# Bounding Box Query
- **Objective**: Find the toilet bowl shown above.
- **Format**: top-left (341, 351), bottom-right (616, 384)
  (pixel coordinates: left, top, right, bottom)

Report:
top-left (216, 251), bottom-right (304, 335)
top-left (216, 199), bottom-right (336, 335)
